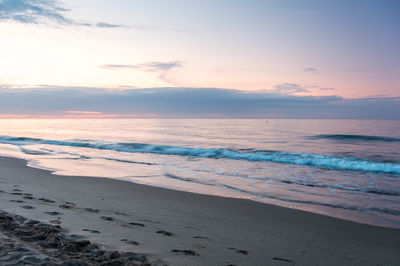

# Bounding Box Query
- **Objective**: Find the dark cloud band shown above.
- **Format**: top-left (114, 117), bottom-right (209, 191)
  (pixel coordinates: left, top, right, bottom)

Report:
top-left (0, 87), bottom-right (398, 119)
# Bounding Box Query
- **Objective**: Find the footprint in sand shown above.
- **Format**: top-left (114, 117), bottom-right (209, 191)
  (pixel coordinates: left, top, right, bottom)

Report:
top-left (100, 216), bottom-right (114, 221)
top-left (45, 211), bottom-right (62, 216)
top-left (12, 189), bottom-right (22, 192)
top-left (115, 211), bottom-right (129, 216)
top-left (84, 208), bottom-right (99, 213)
top-left (82, 229), bottom-right (100, 234)
top-left (50, 220), bottom-right (61, 225)
top-left (273, 257), bottom-right (295, 263)
top-left (171, 249), bottom-right (197, 256)
top-left (129, 222), bottom-right (145, 227)
top-left (121, 239), bottom-right (139, 246)
top-left (21, 205), bottom-right (35, 209)
top-left (228, 247), bottom-right (248, 255)
top-left (38, 198), bottom-right (55, 203)
top-left (194, 236), bottom-right (211, 240)
top-left (23, 195), bottom-right (35, 200)
top-left (10, 192), bottom-right (23, 195)
top-left (156, 230), bottom-right (173, 236)
top-left (10, 200), bottom-right (25, 203)
top-left (59, 204), bottom-right (73, 209)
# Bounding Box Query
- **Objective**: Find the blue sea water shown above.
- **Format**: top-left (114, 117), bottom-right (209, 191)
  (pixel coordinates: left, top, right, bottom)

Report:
top-left (0, 119), bottom-right (399, 228)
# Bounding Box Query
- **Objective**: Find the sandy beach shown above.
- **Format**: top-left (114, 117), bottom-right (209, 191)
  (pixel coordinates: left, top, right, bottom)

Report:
top-left (0, 156), bottom-right (399, 265)
top-left (1, 0), bottom-right (399, 264)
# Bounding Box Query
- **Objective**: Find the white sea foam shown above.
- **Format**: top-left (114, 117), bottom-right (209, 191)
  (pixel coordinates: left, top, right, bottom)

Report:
top-left (1, 136), bottom-right (399, 174)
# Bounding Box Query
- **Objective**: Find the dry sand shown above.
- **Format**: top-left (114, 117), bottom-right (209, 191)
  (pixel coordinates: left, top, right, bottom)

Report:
top-left (0, 156), bottom-right (399, 265)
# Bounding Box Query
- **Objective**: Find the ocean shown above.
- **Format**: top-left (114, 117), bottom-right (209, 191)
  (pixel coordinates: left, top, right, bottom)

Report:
top-left (0, 119), bottom-right (399, 228)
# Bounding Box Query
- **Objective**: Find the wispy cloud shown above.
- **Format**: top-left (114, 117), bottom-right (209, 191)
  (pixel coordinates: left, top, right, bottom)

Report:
top-left (64, 110), bottom-right (102, 114)
top-left (95, 23), bottom-right (156, 30)
top-left (366, 94), bottom-right (387, 98)
top-left (319, 87), bottom-right (336, 91)
top-left (0, 0), bottom-right (128, 28)
top-left (273, 83), bottom-right (308, 94)
top-left (100, 61), bottom-right (183, 72)
top-left (304, 67), bottom-right (318, 73)
top-left (95, 22), bottom-right (127, 29)
top-left (100, 61), bottom-right (183, 85)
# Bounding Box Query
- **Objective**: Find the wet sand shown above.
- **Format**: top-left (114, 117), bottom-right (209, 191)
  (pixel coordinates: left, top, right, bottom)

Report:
top-left (0, 156), bottom-right (399, 265)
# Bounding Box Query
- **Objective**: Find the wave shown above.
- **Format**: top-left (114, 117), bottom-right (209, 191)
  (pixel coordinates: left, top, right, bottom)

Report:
top-left (28, 148), bottom-right (398, 197)
top-left (168, 166), bottom-right (400, 196)
top-left (279, 179), bottom-right (400, 196)
top-left (1, 135), bottom-right (400, 174)
top-left (164, 173), bottom-right (400, 216)
top-left (311, 134), bottom-right (400, 142)
top-left (19, 147), bottom-right (52, 155)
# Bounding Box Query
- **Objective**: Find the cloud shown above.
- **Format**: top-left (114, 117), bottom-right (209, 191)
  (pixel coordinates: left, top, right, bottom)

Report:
top-left (144, 61), bottom-right (183, 71)
top-left (304, 67), bottom-right (318, 73)
top-left (0, 0), bottom-right (128, 28)
top-left (366, 94), bottom-right (387, 98)
top-left (0, 0), bottom-right (72, 25)
top-left (319, 87), bottom-right (336, 91)
top-left (95, 23), bottom-right (156, 30)
top-left (100, 61), bottom-right (183, 85)
top-left (64, 110), bottom-right (102, 114)
top-left (273, 83), bottom-right (308, 94)
top-left (100, 61), bottom-right (183, 72)
top-left (0, 87), bottom-right (398, 119)
top-left (95, 22), bottom-right (127, 29)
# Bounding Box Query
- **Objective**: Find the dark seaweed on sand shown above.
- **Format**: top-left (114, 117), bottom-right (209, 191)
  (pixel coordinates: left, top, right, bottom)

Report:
top-left (0, 210), bottom-right (150, 265)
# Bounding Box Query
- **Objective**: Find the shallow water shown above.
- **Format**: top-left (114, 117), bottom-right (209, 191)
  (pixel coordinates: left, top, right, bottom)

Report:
top-left (0, 119), bottom-right (399, 228)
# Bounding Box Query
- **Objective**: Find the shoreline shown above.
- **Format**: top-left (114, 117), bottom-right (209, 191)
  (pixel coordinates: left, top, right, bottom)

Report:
top-left (1, 155), bottom-right (400, 265)
top-left (12, 151), bottom-right (400, 230)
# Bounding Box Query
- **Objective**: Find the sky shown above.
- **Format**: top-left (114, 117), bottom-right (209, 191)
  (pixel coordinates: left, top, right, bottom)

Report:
top-left (0, 0), bottom-right (399, 118)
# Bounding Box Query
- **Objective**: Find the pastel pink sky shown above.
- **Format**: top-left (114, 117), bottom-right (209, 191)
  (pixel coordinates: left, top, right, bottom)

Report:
top-left (0, 0), bottom-right (399, 119)
top-left (0, 0), bottom-right (399, 99)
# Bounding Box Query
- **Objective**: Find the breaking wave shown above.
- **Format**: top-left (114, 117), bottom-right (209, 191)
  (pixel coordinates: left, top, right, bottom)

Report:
top-left (1, 135), bottom-right (399, 174)
top-left (311, 134), bottom-right (400, 142)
